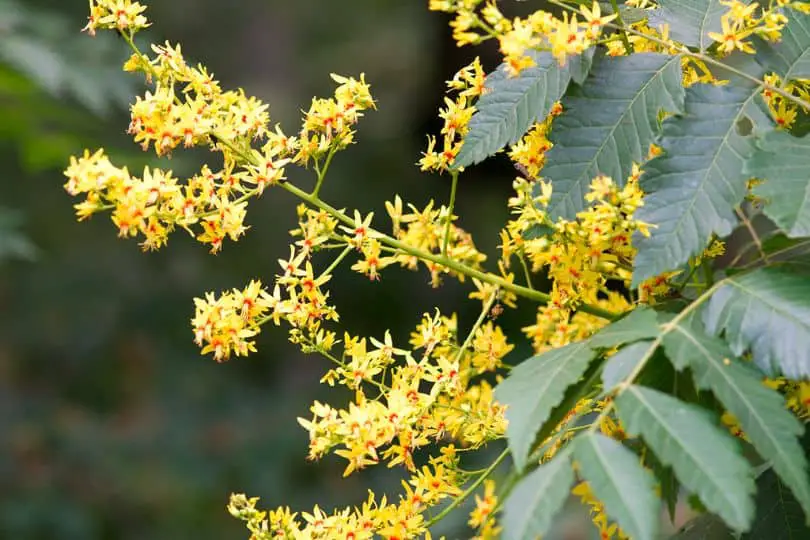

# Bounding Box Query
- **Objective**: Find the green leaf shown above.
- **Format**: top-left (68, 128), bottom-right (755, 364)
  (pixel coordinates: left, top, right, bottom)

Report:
top-left (0, 207), bottom-right (37, 262)
top-left (542, 53), bottom-right (685, 220)
top-left (663, 320), bottom-right (810, 520)
top-left (632, 83), bottom-right (762, 285)
top-left (702, 267), bottom-right (810, 378)
top-left (495, 341), bottom-right (595, 471)
top-left (603, 340), bottom-right (653, 389)
top-left (502, 452), bottom-right (574, 540)
top-left (0, 35), bottom-right (63, 94)
top-left (651, 0), bottom-right (735, 52)
top-left (745, 131), bottom-right (810, 237)
top-left (574, 433), bottom-right (661, 540)
top-left (616, 385), bottom-right (755, 531)
top-left (453, 51), bottom-right (573, 168)
top-left (588, 306), bottom-right (660, 349)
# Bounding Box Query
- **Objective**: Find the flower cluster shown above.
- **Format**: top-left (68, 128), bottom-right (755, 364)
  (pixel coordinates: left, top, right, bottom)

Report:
top-left (501, 169), bottom-right (650, 353)
top-left (302, 308), bottom-right (510, 475)
top-left (419, 58), bottom-right (484, 172)
top-left (573, 481), bottom-right (629, 540)
top-left (761, 72), bottom-right (810, 129)
top-left (429, 1), bottom-right (616, 73)
top-left (468, 479), bottom-right (500, 539)
top-left (84, 0), bottom-right (150, 36)
top-left (297, 73), bottom-right (376, 166)
top-left (191, 249), bottom-right (339, 362)
top-left (66, 6), bottom-right (374, 252)
top-left (707, 0), bottom-right (795, 54)
top-left (228, 448), bottom-right (461, 539)
top-left (508, 104), bottom-right (562, 180)
top-left (63, 150), bottom-right (254, 251)
top-left (385, 197), bottom-right (487, 286)
top-left (212, 284), bottom-right (513, 538)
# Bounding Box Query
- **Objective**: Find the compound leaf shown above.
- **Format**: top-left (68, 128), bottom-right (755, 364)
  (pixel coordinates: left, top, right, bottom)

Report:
top-left (663, 321), bottom-right (810, 520)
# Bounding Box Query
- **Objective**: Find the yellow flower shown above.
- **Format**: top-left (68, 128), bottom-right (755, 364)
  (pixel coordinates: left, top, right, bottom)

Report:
top-left (84, 0), bottom-right (150, 36)
top-left (708, 16), bottom-right (755, 55)
top-left (468, 479), bottom-right (498, 528)
top-left (579, 1), bottom-right (618, 41)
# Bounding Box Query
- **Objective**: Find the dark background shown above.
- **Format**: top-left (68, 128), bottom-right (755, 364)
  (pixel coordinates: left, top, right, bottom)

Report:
top-left (0, 1), bottom-right (546, 538)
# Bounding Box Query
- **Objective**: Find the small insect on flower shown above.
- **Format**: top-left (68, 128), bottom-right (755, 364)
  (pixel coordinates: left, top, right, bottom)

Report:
top-left (488, 302), bottom-right (504, 320)
top-left (513, 161), bottom-right (535, 181)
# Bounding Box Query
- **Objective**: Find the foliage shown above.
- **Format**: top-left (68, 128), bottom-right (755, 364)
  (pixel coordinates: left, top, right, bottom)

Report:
top-left (61, 0), bottom-right (810, 539)
top-left (0, 0), bottom-right (134, 171)
top-left (0, 206), bottom-right (36, 262)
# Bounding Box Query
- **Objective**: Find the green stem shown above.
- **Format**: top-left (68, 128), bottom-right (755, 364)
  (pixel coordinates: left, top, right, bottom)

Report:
top-left (323, 244), bottom-right (353, 276)
top-left (425, 447), bottom-right (510, 528)
top-left (702, 259), bottom-right (715, 289)
top-left (676, 262), bottom-right (701, 294)
top-left (586, 277), bottom-right (727, 433)
top-left (453, 290), bottom-right (499, 365)
top-left (280, 181), bottom-right (620, 321)
top-left (518, 252), bottom-right (535, 290)
top-left (108, 36), bottom-right (622, 322)
top-left (442, 171), bottom-right (459, 258)
top-left (609, 0), bottom-right (634, 55)
top-left (312, 147), bottom-right (336, 197)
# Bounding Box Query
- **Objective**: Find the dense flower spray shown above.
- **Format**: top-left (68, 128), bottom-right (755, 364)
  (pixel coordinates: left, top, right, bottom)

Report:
top-left (64, 1), bottom-right (810, 538)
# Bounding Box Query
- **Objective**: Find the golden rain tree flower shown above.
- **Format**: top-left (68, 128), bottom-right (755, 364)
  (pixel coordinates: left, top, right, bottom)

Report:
top-left (66, 2), bottom-right (810, 539)
top-left (84, 0), bottom-right (150, 36)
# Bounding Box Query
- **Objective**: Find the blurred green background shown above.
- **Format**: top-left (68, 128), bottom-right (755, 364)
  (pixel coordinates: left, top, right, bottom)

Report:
top-left (0, 1), bottom-right (539, 538)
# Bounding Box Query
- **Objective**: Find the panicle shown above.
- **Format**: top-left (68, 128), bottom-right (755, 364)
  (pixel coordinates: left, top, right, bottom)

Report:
top-left (84, 0), bottom-right (150, 36)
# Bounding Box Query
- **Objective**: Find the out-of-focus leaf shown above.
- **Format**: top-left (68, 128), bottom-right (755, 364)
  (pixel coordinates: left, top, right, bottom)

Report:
top-left (501, 452), bottom-right (575, 540)
top-left (0, 207), bottom-right (37, 262)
